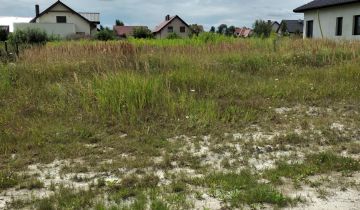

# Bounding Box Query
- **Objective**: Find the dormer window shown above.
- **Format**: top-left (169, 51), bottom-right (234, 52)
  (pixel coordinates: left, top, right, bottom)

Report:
top-left (56, 16), bottom-right (67, 23)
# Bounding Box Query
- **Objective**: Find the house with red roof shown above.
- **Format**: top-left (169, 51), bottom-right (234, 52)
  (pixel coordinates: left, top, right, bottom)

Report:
top-left (234, 27), bottom-right (253, 38)
top-left (153, 15), bottom-right (190, 39)
top-left (113, 26), bottom-right (148, 38)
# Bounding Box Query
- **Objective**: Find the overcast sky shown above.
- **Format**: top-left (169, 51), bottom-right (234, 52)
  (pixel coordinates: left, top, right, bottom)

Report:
top-left (0, 0), bottom-right (310, 30)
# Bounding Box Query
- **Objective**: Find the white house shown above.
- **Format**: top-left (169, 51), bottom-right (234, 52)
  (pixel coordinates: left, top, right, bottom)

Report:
top-left (294, 0), bottom-right (360, 40)
top-left (14, 1), bottom-right (100, 38)
top-left (153, 15), bottom-right (190, 39)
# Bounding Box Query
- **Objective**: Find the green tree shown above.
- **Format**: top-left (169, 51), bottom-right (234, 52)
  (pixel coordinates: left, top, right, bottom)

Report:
top-left (133, 27), bottom-right (153, 39)
top-left (217, 24), bottom-right (228, 35)
top-left (253, 20), bottom-right (272, 38)
top-left (226, 25), bottom-right (236, 36)
top-left (9, 28), bottom-right (48, 44)
top-left (280, 22), bottom-right (288, 36)
top-left (189, 24), bottom-right (204, 36)
top-left (115, 20), bottom-right (124, 26)
top-left (96, 27), bottom-right (114, 41)
top-left (209, 26), bottom-right (216, 33)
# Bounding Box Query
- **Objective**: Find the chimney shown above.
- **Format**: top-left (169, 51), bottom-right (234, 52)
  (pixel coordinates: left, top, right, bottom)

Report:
top-left (35, 4), bottom-right (40, 17)
top-left (165, 15), bottom-right (170, 21)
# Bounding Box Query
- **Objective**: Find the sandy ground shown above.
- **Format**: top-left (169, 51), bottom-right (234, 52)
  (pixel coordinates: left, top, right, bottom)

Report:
top-left (1, 105), bottom-right (360, 209)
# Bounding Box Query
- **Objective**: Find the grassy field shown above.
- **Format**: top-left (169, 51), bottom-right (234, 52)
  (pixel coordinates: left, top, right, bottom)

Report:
top-left (1, 36), bottom-right (360, 209)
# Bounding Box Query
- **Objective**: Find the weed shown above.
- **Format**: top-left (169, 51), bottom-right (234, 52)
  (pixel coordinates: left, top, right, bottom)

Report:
top-left (151, 200), bottom-right (169, 210)
top-left (264, 152), bottom-right (360, 184)
top-left (0, 171), bottom-right (19, 191)
top-left (171, 181), bottom-right (187, 193)
top-left (274, 133), bottom-right (309, 146)
top-left (19, 178), bottom-right (44, 190)
top-left (203, 170), bottom-right (293, 207)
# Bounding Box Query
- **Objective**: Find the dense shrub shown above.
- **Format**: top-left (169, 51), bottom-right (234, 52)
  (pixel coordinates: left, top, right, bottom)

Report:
top-left (195, 32), bottom-right (225, 43)
top-left (189, 24), bottom-right (204, 36)
top-left (66, 34), bottom-right (92, 41)
top-left (167, 32), bottom-right (181, 39)
top-left (9, 28), bottom-right (48, 44)
top-left (253, 19), bottom-right (272, 38)
top-left (96, 29), bottom-right (115, 41)
top-left (133, 27), bottom-right (153, 39)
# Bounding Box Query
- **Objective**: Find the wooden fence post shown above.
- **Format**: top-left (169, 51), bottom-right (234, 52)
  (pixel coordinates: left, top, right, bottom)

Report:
top-left (15, 42), bottom-right (19, 57)
top-left (4, 41), bottom-right (8, 55)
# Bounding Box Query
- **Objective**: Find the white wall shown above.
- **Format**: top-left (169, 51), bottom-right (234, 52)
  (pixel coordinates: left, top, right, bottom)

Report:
top-left (155, 18), bottom-right (190, 39)
top-left (14, 23), bottom-right (75, 38)
top-left (303, 3), bottom-right (360, 40)
top-left (35, 3), bottom-right (93, 36)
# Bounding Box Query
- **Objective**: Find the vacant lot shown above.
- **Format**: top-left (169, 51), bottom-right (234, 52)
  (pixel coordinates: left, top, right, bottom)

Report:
top-left (1, 36), bottom-right (360, 209)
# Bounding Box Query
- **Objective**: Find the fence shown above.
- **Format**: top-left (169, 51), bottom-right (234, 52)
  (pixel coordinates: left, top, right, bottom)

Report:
top-left (0, 41), bottom-right (20, 62)
top-left (0, 41), bottom-right (19, 56)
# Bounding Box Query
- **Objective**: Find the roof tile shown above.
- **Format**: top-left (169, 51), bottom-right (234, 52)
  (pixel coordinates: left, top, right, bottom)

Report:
top-left (294, 0), bottom-right (359, 12)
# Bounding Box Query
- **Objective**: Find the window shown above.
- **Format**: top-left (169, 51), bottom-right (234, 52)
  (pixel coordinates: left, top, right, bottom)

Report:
top-left (306, 20), bottom-right (313, 38)
top-left (336, 17), bottom-right (343, 36)
top-left (354, 15), bottom-right (360, 35)
top-left (56, 16), bottom-right (67, 23)
top-left (180, 26), bottom-right (186, 33)
top-left (167, 26), bottom-right (173, 33)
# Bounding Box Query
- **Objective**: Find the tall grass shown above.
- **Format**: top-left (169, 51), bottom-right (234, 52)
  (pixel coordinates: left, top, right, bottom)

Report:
top-left (91, 71), bottom-right (220, 125)
top-left (1, 37), bottom-right (360, 165)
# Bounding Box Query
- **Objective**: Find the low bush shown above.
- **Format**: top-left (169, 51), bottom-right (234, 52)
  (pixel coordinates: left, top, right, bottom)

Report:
top-left (9, 28), bottom-right (48, 44)
top-left (133, 27), bottom-right (153, 39)
top-left (96, 29), bottom-right (115, 41)
top-left (167, 32), bottom-right (181, 39)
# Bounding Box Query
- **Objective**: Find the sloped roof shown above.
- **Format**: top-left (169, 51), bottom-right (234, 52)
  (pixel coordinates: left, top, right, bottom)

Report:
top-left (153, 15), bottom-right (189, 33)
top-left (294, 0), bottom-right (359, 12)
top-left (271, 21), bottom-right (280, 26)
top-left (113, 26), bottom-right (148, 37)
top-left (278, 20), bottom-right (304, 33)
top-left (234, 27), bottom-right (253, 37)
top-left (30, 0), bottom-right (99, 24)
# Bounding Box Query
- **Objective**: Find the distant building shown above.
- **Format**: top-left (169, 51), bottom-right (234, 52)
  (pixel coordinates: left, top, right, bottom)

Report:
top-left (0, 25), bottom-right (9, 34)
top-left (268, 20), bottom-right (280, 32)
top-left (14, 1), bottom-right (100, 38)
top-left (234, 27), bottom-right (253, 38)
top-left (0, 25), bottom-right (9, 41)
top-left (113, 26), bottom-right (148, 38)
top-left (294, 0), bottom-right (360, 40)
top-left (277, 20), bottom-right (304, 36)
top-left (153, 15), bottom-right (190, 39)
top-left (0, 17), bottom-right (32, 32)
